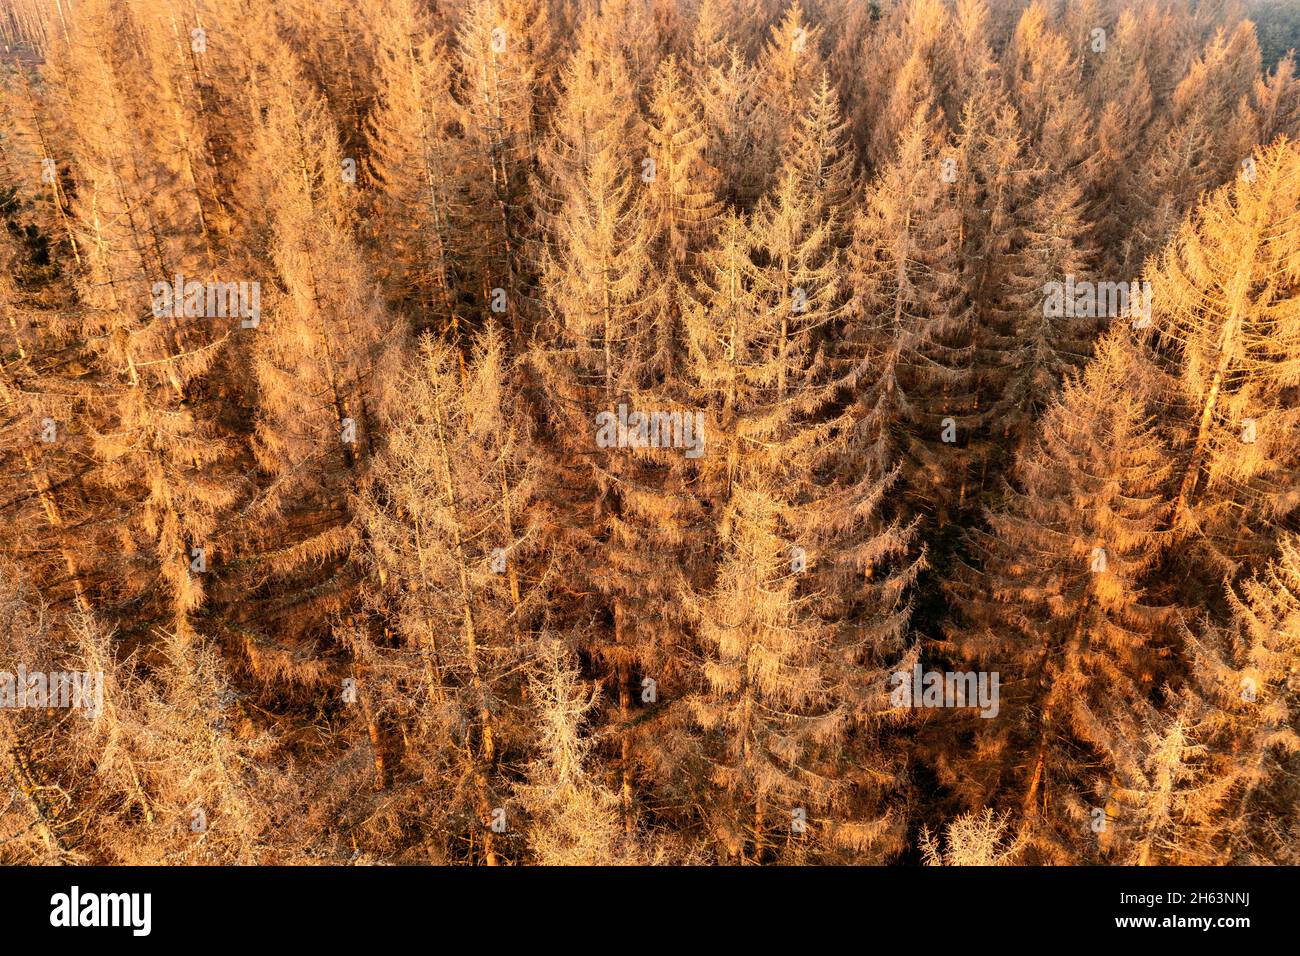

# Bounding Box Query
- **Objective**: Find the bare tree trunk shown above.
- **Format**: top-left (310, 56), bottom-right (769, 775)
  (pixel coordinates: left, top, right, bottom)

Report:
top-left (0, 372), bottom-right (89, 610)
top-left (17, 71), bottom-right (82, 269)
top-left (1, 731), bottom-right (62, 859)
top-left (614, 601), bottom-right (634, 835)
top-left (433, 398), bottom-right (499, 865)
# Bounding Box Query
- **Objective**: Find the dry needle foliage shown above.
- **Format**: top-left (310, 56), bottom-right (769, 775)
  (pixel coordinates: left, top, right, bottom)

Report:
top-left (0, 0), bottom-right (1297, 865)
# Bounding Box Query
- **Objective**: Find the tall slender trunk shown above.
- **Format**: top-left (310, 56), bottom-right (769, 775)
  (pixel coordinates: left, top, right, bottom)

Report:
top-left (1, 728), bottom-right (62, 858)
top-left (1172, 178), bottom-right (1268, 527)
top-left (0, 370), bottom-right (88, 610)
top-left (614, 601), bottom-right (633, 835)
top-left (18, 71), bottom-right (82, 268)
top-left (433, 398), bottom-right (499, 865)
top-left (1022, 602), bottom-right (1091, 818)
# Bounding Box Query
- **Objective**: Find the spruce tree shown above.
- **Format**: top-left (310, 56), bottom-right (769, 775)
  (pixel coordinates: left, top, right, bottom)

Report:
top-left (351, 327), bottom-right (540, 864)
top-left (945, 329), bottom-right (1176, 862)
top-left (1152, 140), bottom-right (1300, 576)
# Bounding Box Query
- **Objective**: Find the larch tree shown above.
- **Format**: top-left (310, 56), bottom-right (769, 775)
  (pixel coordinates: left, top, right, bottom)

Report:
top-left (516, 638), bottom-right (654, 865)
top-left (0, 561), bottom-right (75, 863)
top-left (745, 71), bottom-right (852, 401)
top-left (578, 0), bottom-right (665, 97)
top-left (811, 0), bottom-right (879, 142)
top-left (984, 176), bottom-right (1096, 463)
top-left (1109, 703), bottom-right (1206, 865)
top-left (1168, 20), bottom-right (1263, 185)
top-left (861, 0), bottom-right (956, 170)
top-left (0, 565), bottom-right (155, 865)
top-left (133, 0), bottom-right (232, 261)
top-left (1253, 54), bottom-right (1300, 146)
top-left (1084, 58), bottom-right (1154, 274)
top-left (0, 60), bottom-right (83, 267)
top-left (133, 624), bottom-right (293, 865)
top-left (847, 104), bottom-right (972, 512)
top-left (0, 194), bottom-right (90, 612)
top-left (920, 808), bottom-right (1027, 865)
top-left (279, 0), bottom-right (380, 165)
top-left (949, 0), bottom-right (999, 108)
top-left (248, 38), bottom-right (401, 538)
top-left (692, 38), bottom-right (766, 207)
top-left (844, 105), bottom-right (973, 525)
top-left (1004, 0), bottom-right (1093, 178)
top-left (579, 55), bottom-right (723, 812)
top-left (61, 604), bottom-right (157, 863)
top-left (235, 34), bottom-right (403, 779)
top-left (687, 0), bottom-right (735, 76)
top-left (944, 89), bottom-right (1030, 510)
top-left (1113, 19), bottom-right (1265, 277)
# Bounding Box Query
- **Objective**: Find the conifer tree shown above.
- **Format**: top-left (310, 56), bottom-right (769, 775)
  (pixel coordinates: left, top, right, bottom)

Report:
top-left (455, 0), bottom-right (554, 337)
top-left (985, 178), bottom-right (1095, 461)
top-left (753, 2), bottom-right (825, 184)
top-left (1005, 0), bottom-right (1093, 177)
top-left (1169, 20), bottom-right (1262, 183)
top-left (133, 0), bottom-right (232, 260)
top-left (135, 625), bottom-right (291, 864)
top-left (62, 603), bottom-right (157, 861)
top-left (688, 0), bottom-right (735, 75)
top-left (350, 327), bottom-right (540, 864)
top-left (0, 565), bottom-right (156, 864)
top-left (945, 329), bottom-right (1176, 861)
top-left (676, 104), bottom-right (914, 860)
top-left (0, 202), bottom-right (89, 610)
top-left (862, 0), bottom-right (956, 169)
top-left (1113, 19), bottom-right (1266, 276)
top-left (1165, 535), bottom-right (1300, 863)
top-left (0, 62), bottom-right (83, 266)
top-left (1151, 139), bottom-right (1300, 575)
top-left (530, 20), bottom-right (667, 832)
top-left (1253, 55), bottom-right (1300, 146)
top-left (249, 39), bottom-right (400, 522)
top-left (731, 76), bottom-right (851, 411)
top-left (365, 0), bottom-right (467, 338)
top-left (0, 561), bottom-right (73, 862)
top-left (234, 34), bottom-right (403, 768)
top-left (517, 638), bottom-right (659, 865)
top-left (911, 74), bottom-right (1088, 507)
top-left (53, 0), bottom-right (235, 637)
top-left (279, 0), bottom-right (379, 164)
top-left (811, 0), bottom-right (880, 138)
top-left (1111, 703), bottom-right (1205, 865)
top-left (950, 0), bottom-right (998, 107)
top-left (1084, 56), bottom-right (1154, 274)
top-left (692, 40), bottom-right (766, 207)
top-left (844, 106), bottom-right (972, 521)
top-left (642, 55), bottom-right (722, 379)
top-left (920, 808), bottom-right (1027, 865)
